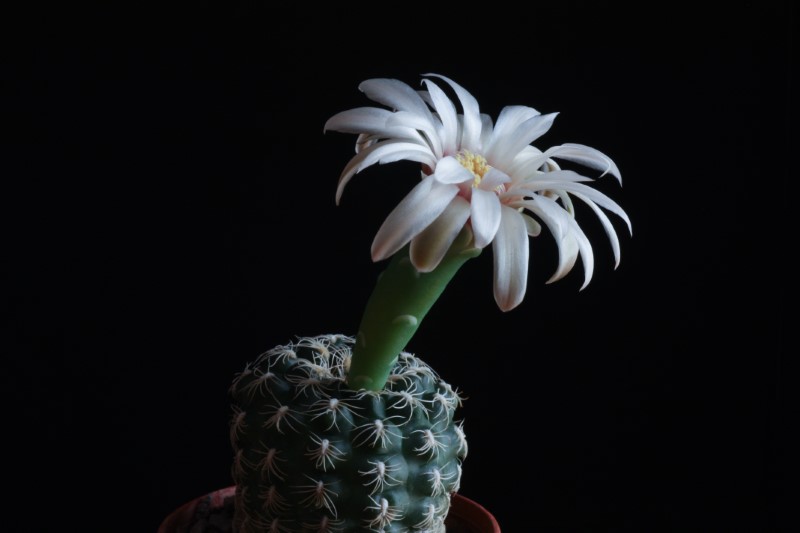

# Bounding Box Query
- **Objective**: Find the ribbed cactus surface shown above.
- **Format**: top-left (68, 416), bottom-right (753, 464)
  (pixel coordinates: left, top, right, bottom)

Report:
top-left (229, 334), bottom-right (467, 532)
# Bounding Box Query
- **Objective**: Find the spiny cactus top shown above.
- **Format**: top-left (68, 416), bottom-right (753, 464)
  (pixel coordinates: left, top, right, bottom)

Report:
top-left (325, 74), bottom-right (631, 390)
top-left (230, 335), bottom-right (467, 533)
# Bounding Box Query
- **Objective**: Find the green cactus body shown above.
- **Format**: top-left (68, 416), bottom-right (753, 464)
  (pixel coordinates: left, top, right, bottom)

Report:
top-left (229, 334), bottom-right (468, 533)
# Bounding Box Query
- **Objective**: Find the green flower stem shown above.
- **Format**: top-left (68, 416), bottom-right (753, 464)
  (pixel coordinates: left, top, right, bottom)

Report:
top-left (347, 229), bottom-right (481, 391)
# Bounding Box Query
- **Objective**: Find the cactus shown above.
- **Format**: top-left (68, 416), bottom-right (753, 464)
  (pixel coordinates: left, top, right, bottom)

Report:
top-left (230, 334), bottom-right (467, 532)
top-left (223, 73), bottom-right (629, 532)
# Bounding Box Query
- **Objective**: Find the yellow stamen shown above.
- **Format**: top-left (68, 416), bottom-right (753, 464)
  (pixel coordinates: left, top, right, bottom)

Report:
top-left (456, 150), bottom-right (491, 187)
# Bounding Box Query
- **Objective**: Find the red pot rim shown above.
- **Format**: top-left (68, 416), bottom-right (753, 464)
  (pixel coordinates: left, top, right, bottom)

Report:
top-left (159, 486), bottom-right (501, 532)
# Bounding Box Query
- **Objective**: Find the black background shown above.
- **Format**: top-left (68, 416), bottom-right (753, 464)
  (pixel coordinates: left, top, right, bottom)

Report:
top-left (3, 1), bottom-right (790, 531)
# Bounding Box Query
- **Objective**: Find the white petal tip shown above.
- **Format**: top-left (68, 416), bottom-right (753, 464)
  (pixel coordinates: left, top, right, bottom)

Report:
top-left (370, 247), bottom-right (387, 263)
top-left (494, 297), bottom-right (517, 312)
top-left (416, 265), bottom-right (436, 274)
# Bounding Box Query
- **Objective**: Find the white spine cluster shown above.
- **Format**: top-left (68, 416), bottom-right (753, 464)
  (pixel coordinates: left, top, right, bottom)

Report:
top-left (413, 428), bottom-right (447, 458)
top-left (259, 485), bottom-right (289, 514)
top-left (305, 434), bottom-right (345, 471)
top-left (257, 446), bottom-right (287, 481)
top-left (262, 404), bottom-right (302, 434)
top-left (308, 396), bottom-right (360, 431)
top-left (239, 368), bottom-right (280, 401)
top-left (413, 502), bottom-right (441, 530)
top-left (294, 476), bottom-right (339, 517)
top-left (426, 467), bottom-right (456, 497)
top-left (353, 418), bottom-right (402, 448)
top-left (387, 384), bottom-right (428, 424)
top-left (229, 407), bottom-right (248, 448)
top-left (232, 448), bottom-right (256, 480)
top-left (454, 421), bottom-right (468, 457)
top-left (300, 516), bottom-right (345, 533)
top-left (358, 459), bottom-right (402, 495)
top-left (364, 497), bottom-right (403, 530)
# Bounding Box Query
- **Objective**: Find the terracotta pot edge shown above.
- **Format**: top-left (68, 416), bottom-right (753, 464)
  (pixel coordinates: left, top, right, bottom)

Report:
top-left (159, 487), bottom-right (500, 532)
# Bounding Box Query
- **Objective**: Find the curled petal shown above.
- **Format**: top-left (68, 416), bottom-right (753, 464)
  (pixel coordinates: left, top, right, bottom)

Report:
top-left (571, 191), bottom-right (623, 268)
top-left (517, 169), bottom-right (594, 186)
top-left (371, 178), bottom-right (458, 262)
top-left (521, 213), bottom-right (542, 236)
top-left (519, 176), bottom-right (632, 235)
top-left (486, 105), bottom-right (540, 156)
top-left (523, 196), bottom-right (594, 288)
top-left (548, 143), bottom-right (622, 183)
top-left (410, 196), bottom-right (471, 272)
top-left (359, 78), bottom-right (434, 121)
top-left (478, 167), bottom-right (511, 191)
top-left (355, 132), bottom-right (377, 154)
top-left (423, 74), bottom-right (482, 152)
top-left (432, 156), bottom-right (474, 185)
top-left (517, 195), bottom-right (571, 242)
top-left (478, 113), bottom-right (494, 150)
top-left (324, 107), bottom-right (417, 141)
top-left (564, 216), bottom-right (595, 290)
top-left (554, 189), bottom-right (576, 217)
top-left (422, 79), bottom-right (459, 156)
top-left (387, 111), bottom-right (443, 158)
top-left (506, 145), bottom-right (545, 177)
top-left (488, 112), bottom-right (559, 169)
top-left (513, 144), bottom-right (622, 183)
top-left (470, 188), bottom-right (502, 249)
top-left (548, 229), bottom-right (580, 284)
top-left (336, 141), bottom-right (436, 204)
top-left (492, 206), bottom-right (529, 311)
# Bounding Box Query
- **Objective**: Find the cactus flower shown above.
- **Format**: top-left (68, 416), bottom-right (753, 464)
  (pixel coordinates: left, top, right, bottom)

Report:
top-left (326, 74), bottom-right (631, 390)
top-left (326, 74), bottom-right (631, 312)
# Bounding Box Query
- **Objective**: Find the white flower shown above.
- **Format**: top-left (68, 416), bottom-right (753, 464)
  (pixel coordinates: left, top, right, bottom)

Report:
top-left (325, 74), bottom-right (631, 311)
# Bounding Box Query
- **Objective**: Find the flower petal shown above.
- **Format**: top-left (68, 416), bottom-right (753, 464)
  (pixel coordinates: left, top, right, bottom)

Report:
top-left (521, 213), bottom-right (542, 236)
top-left (479, 113), bottom-right (494, 150)
top-left (359, 78), bottom-right (434, 121)
top-left (517, 169), bottom-right (594, 186)
top-left (570, 191), bottom-right (623, 267)
top-left (386, 111), bottom-right (443, 158)
top-left (486, 105), bottom-right (540, 155)
top-left (355, 132), bottom-right (376, 154)
top-left (548, 143), bottom-right (622, 183)
top-left (432, 156), bottom-right (474, 185)
top-left (488, 112), bottom-right (559, 169)
top-left (478, 167), bottom-right (511, 191)
top-left (511, 144), bottom-right (622, 183)
top-left (564, 216), bottom-right (595, 290)
top-left (336, 141), bottom-right (437, 204)
top-left (470, 188), bottom-right (502, 249)
top-left (422, 79), bottom-right (459, 156)
top-left (492, 206), bottom-right (529, 311)
top-left (548, 230), bottom-right (580, 284)
top-left (519, 196), bottom-right (594, 288)
top-left (424, 74), bottom-right (482, 152)
top-left (519, 176), bottom-right (632, 234)
top-left (517, 196), bottom-right (571, 242)
top-left (371, 178), bottom-right (458, 261)
top-left (410, 196), bottom-right (471, 272)
top-left (323, 107), bottom-right (423, 143)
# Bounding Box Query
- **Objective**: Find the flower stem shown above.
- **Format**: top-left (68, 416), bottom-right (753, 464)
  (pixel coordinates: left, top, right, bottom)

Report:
top-left (346, 228), bottom-right (481, 391)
